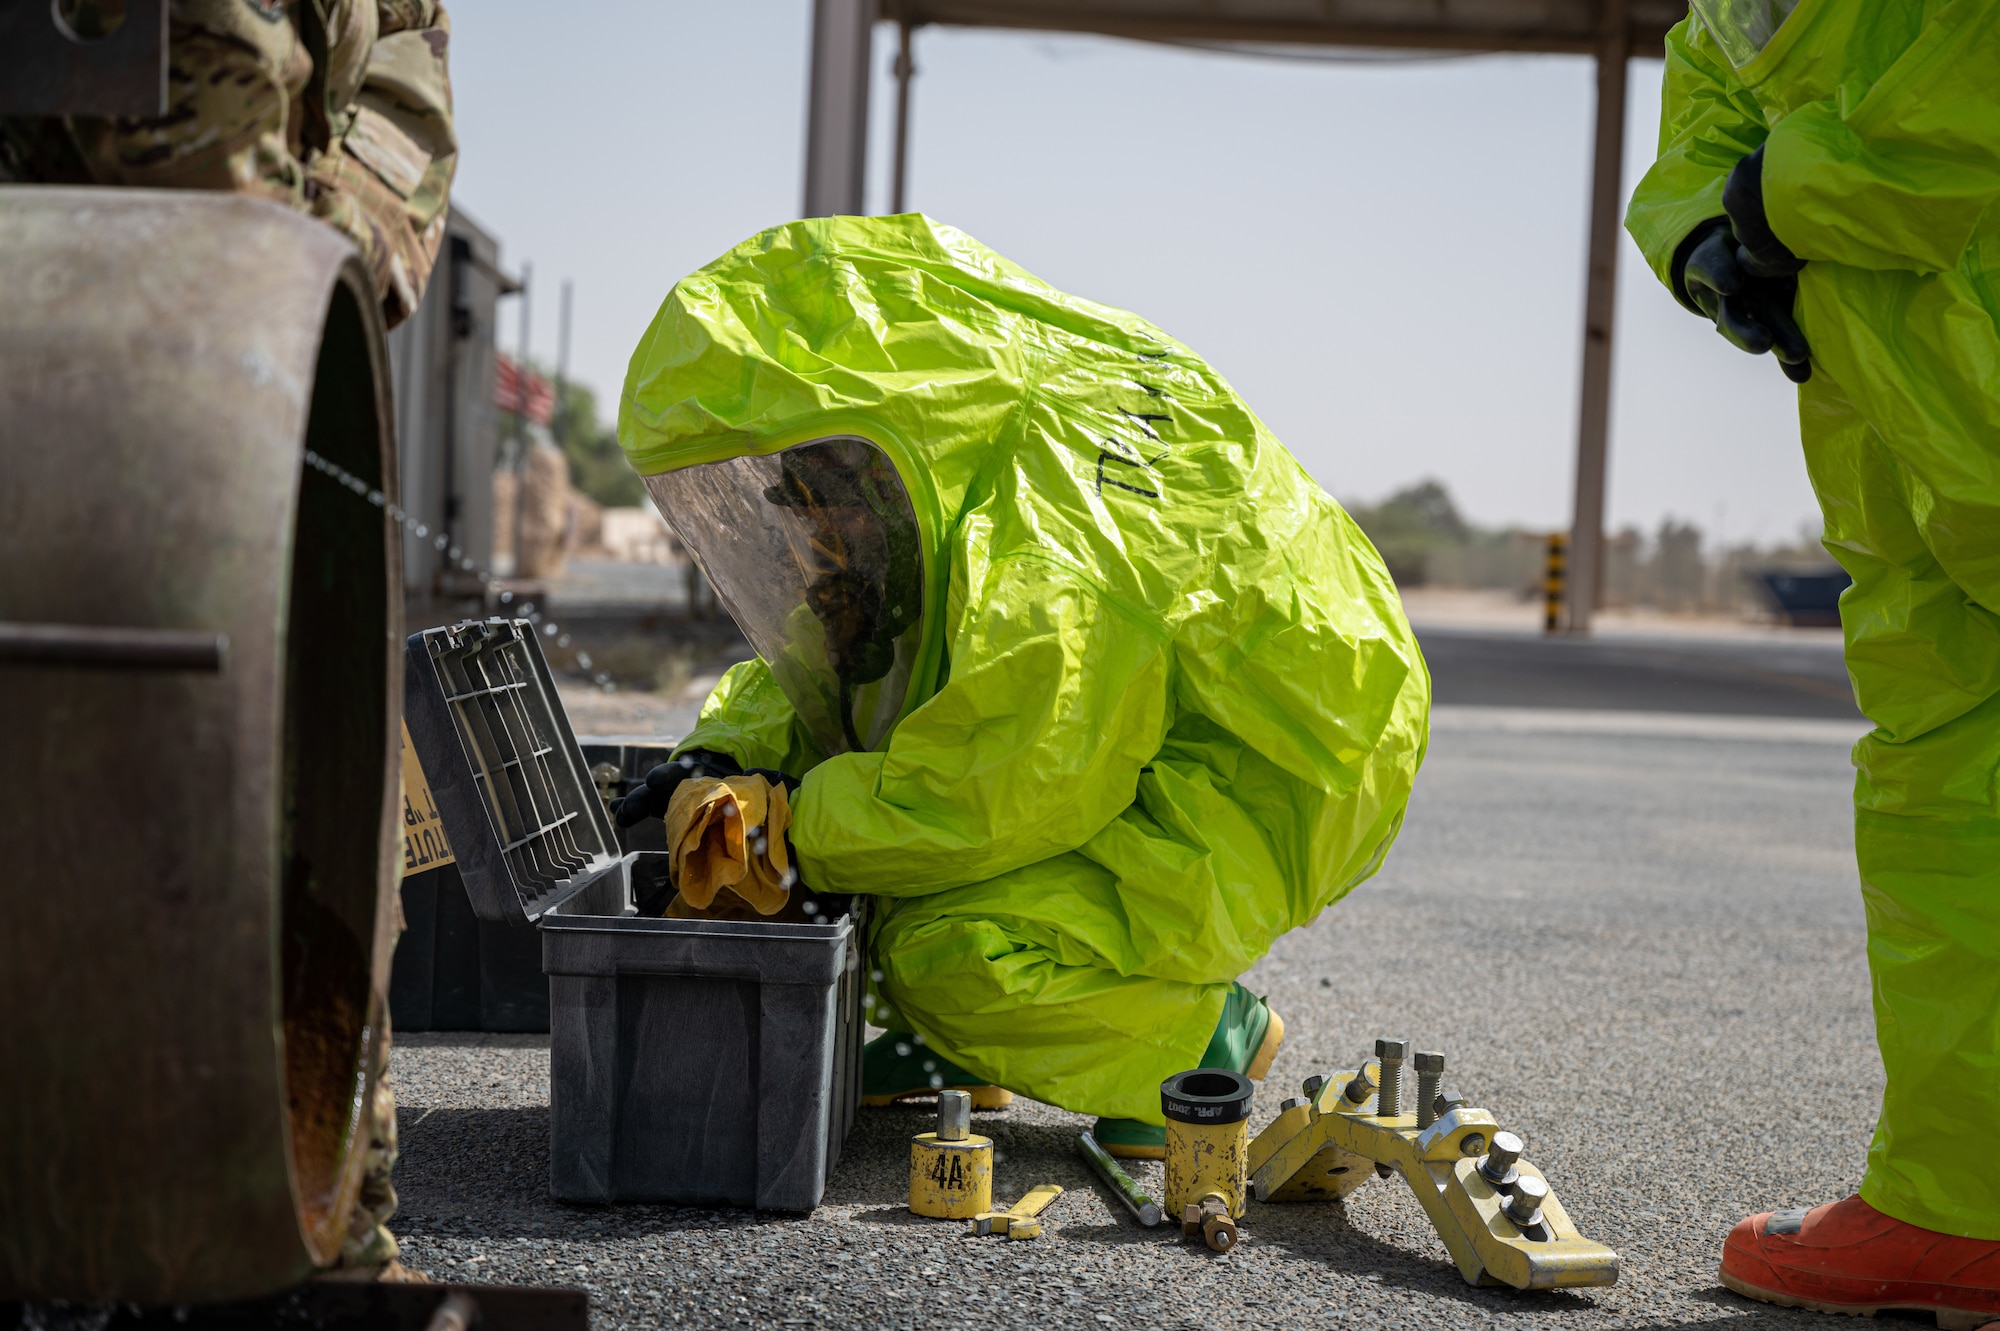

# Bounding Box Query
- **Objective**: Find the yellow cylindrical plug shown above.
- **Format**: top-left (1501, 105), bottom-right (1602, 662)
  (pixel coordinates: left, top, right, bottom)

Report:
top-left (1161, 1069), bottom-right (1254, 1223)
top-left (909, 1089), bottom-right (993, 1219)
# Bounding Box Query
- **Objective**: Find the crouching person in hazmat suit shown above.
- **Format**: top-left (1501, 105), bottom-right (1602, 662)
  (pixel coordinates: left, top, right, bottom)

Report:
top-left (1626, 1), bottom-right (2000, 1321)
top-left (612, 215), bottom-right (1430, 1159)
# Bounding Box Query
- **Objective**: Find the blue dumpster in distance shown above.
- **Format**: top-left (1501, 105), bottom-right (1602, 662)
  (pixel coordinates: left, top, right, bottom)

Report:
top-left (1756, 569), bottom-right (1852, 628)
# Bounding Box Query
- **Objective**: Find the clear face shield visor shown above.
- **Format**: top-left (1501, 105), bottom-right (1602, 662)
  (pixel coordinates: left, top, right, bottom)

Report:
top-left (1689, 0), bottom-right (1800, 67)
top-left (644, 437), bottom-right (924, 756)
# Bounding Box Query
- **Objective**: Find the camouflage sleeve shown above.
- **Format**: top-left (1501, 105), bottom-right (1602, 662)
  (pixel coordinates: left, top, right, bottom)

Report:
top-left (0, 0), bottom-right (455, 329)
top-left (1, 0), bottom-right (313, 203)
top-left (306, 1), bottom-right (457, 327)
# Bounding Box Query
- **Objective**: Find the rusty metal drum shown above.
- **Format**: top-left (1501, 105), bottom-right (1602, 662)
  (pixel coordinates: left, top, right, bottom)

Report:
top-left (0, 189), bottom-right (403, 1303)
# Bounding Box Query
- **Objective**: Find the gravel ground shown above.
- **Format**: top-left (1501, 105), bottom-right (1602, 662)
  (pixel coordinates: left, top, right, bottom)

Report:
top-left (391, 717), bottom-right (1874, 1330)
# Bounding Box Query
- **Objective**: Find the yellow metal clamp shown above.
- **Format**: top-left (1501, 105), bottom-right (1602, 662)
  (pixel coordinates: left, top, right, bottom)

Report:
top-left (1247, 1041), bottom-right (1619, 1290)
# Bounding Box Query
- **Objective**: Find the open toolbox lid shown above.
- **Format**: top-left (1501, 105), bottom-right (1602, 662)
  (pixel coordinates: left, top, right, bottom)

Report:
top-left (403, 619), bottom-right (622, 925)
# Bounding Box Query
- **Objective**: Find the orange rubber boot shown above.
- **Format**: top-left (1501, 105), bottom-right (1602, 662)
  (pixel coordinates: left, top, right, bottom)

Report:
top-left (1721, 1196), bottom-right (2000, 1330)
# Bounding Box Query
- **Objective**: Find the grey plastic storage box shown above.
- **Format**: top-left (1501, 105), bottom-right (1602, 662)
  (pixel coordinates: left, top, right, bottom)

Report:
top-left (403, 619), bottom-right (866, 1210)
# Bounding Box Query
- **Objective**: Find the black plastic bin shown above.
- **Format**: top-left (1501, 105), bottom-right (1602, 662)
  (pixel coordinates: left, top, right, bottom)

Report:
top-left (388, 736), bottom-right (675, 1034)
top-left (389, 861), bottom-right (548, 1033)
top-left (577, 739), bottom-right (679, 856)
top-left (403, 619), bottom-right (865, 1211)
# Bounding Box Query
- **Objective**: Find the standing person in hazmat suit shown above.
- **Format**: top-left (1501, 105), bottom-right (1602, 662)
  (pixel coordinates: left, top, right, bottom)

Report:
top-left (1626, 1), bottom-right (2000, 1321)
top-left (612, 215), bottom-right (1429, 1160)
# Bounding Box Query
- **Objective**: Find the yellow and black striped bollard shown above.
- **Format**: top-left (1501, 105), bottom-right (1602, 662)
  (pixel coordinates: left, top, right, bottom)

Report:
top-left (1544, 531), bottom-right (1569, 634)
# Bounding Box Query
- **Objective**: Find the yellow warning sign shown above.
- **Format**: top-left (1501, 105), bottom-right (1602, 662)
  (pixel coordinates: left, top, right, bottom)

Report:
top-left (401, 721), bottom-right (455, 876)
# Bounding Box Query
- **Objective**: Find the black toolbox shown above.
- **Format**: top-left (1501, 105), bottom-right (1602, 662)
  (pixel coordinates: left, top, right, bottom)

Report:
top-left (389, 860), bottom-right (548, 1033)
top-left (576, 739), bottom-right (679, 856)
top-left (391, 739), bottom-right (680, 1032)
top-left (402, 619), bottom-right (866, 1210)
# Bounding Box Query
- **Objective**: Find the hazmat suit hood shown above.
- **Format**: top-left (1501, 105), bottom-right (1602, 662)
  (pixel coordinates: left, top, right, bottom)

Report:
top-left (621, 213), bottom-right (1221, 753)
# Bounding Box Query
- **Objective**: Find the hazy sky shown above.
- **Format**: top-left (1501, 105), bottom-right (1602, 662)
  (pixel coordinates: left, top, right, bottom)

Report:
top-left (451, 2), bottom-right (1820, 546)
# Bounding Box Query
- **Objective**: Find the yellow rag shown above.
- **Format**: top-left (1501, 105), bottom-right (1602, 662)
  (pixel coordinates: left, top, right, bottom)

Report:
top-left (661, 774), bottom-right (795, 918)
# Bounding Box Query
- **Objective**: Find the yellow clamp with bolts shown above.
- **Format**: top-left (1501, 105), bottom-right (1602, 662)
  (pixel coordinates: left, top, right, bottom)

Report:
top-left (1247, 1040), bottom-right (1619, 1291)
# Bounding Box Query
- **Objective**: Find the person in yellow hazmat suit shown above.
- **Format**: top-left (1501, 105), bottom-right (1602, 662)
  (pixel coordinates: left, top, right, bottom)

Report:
top-left (1626, 1), bottom-right (2000, 1321)
top-left (611, 215), bottom-right (1431, 1159)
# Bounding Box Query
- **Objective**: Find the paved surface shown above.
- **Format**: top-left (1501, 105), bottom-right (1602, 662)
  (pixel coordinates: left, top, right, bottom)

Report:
top-left (392, 691), bottom-right (1877, 1329)
top-left (1422, 628), bottom-right (1858, 720)
top-left (554, 624), bottom-right (1861, 747)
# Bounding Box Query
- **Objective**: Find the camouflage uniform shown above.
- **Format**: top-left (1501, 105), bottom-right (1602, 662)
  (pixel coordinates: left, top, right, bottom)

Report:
top-left (0, 0), bottom-right (456, 328)
top-left (340, 1024), bottom-right (404, 1270)
top-left (2, 0), bottom-right (456, 1272)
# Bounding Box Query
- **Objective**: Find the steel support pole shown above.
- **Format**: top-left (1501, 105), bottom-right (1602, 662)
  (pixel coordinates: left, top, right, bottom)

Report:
top-left (890, 21), bottom-right (916, 213)
top-left (1562, 3), bottom-right (1629, 633)
top-left (554, 276), bottom-right (573, 445)
top-left (803, 0), bottom-right (876, 218)
top-left (510, 259), bottom-right (530, 575)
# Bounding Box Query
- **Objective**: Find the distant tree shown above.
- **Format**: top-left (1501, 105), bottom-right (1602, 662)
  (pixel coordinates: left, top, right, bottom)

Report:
top-left (564, 381), bottom-right (647, 508)
top-left (515, 374), bottom-right (646, 508)
top-left (1345, 478), bottom-right (1472, 585)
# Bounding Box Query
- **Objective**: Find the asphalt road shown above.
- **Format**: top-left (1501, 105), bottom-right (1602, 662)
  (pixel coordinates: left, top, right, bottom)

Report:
top-left (393, 626), bottom-right (1878, 1330)
top-left (1420, 627), bottom-right (1859, 719)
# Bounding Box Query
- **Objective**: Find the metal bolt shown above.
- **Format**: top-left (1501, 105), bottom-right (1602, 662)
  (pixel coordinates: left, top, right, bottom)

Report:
top-left (1341, 1064), bottom-right (1377, 1105)
top-left (1505, 1174), bottom-right (1548, 1228)
top-left (1414, 1051), bottom-right (1445, 1129)
top-left (1375, 1038), bottom-right (1411, 1118)
top-left (937, 1089), bottom-right (971, 1142)
top-left (1301, 1074), bottom-right (1327, 1101)
top-left (1279, 1096), bottom-right (1309, 1113)
top-left (1479, 1130), bottom-right (1524, 1189)
top-left (1459, 1132), bottom-right (1487, 1157)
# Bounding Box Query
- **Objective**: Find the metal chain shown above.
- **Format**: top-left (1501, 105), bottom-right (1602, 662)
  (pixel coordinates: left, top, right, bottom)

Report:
top-left (302, 448), bottom-right (619, 691)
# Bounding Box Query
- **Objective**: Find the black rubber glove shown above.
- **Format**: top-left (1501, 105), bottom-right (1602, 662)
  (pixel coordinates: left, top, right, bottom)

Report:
top-left (1722, 145), bottom-right (1804, 279)
top-left (612, 748), bottom-right (740, 827)
top-left (1673, 218), bottom-right (1813, 384)
top-left (746, 767), bottom-right (802, 795)
top-left (610, 750), bottom-right (801, 827)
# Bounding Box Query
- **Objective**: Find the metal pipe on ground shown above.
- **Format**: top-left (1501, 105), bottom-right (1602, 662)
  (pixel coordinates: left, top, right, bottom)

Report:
top-left (0, 188), bottom-right (403, 1304)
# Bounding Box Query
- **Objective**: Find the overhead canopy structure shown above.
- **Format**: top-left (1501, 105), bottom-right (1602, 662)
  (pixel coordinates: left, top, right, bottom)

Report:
top-left (875, 0), bottom-right (1679, 55)
top-left (802, 0), bottom-right (1673, 631)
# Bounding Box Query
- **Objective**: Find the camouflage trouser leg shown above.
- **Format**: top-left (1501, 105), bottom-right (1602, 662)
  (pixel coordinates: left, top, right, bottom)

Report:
top-left (338, 1021), bottom-right (402, 1269)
